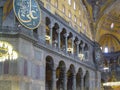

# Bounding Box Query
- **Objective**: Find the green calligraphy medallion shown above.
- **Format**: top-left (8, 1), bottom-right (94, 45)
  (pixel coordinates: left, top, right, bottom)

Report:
top-left (13, 0), bottom-right (41, 29)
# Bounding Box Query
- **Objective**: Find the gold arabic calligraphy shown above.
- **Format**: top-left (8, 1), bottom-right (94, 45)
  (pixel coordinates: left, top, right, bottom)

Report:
top-left (18, 0), bottom-right (38, 23)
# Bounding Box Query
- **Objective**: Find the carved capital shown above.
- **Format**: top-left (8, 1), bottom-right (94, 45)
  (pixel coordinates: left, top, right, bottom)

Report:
top-left (64, 33), bottom-right (69, 37)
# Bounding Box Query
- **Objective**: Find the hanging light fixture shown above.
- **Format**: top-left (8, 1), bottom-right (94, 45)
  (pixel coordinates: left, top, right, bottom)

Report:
top-left (78, 53), bottom-right (84, 60)
top-left (0, 41), bottom-right (18, 62)
top-left (45, 35), bottom-right (50, 40)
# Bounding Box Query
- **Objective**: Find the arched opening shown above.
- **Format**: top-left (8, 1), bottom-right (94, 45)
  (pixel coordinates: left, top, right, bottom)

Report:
top-left (60, 28), bottom-right (66, 52)
top-left (76, 68), bottom-right (83, 90)
top-left (84, 71), bottom-right (89, 90)
top-left (54, 0), bottom-right (58, 8)
top-left (62, 5), bottom-right (65, 13)
top-left (78, 40), bottom-right (84, 60)
top-left (84, 44), bottom-right (89, 60)
top-left (45, 56), bottom-right (54, 90)
top-left (99, 34), bottom-right (120, 53)
top-left (56, 61), bottom-right (66, 90)
top-left (68, 0), bottom-right (72, 5)
top-left (45, 17), bottom-right (51, 44)
top-left (67, 32), bottom-right (73, 54)
top-left (74, 37), bottom-right (79, 56)
top-left (52, 23), bottom-right (59, 47)
top-left (67, 64), bottom-right (75, 90)
top-left (79, 40), bottom-right (83, 53)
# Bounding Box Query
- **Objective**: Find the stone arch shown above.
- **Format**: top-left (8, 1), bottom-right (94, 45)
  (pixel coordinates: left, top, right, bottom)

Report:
top-left (67, 64), bottom-right (75, 90)
top-left (74, 36), bottom-right (79, 55)
top-left (76, 68), bottom-right (83, 90)
top-left (52, 23), bottom-right (59, 47)
top-left (84, 43), bottom-right (89, 51)
top-left (56, 61), bottom-right (66, 90)
top-left (60, 28), bottom-right (67, 51)
top-left (79, 40), bottom-right (83, 53)
top-left (67, 32), bottom-right (73, 53)
top-left (45, 17), bottom-right (51, 44)
top-left (46, 17), bottom-right (51, 26)
top-left (45, 56), bottom-right (54, 90)
top-left (84, 43), bottom-right (89, 60)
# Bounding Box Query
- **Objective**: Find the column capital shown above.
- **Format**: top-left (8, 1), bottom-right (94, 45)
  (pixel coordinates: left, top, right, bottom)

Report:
top-left (48, 23), bottom-right (54, 28)
top-left (81, 43), bottom-right (85, 48)
top-left (56, 29), bottom-right (62, 34)
top-left (76, 41), bottom-right (80, 45)
top-left (72, 37), bottom-right (75, 41)
top-left (64, 33), bottom-right (69, 37)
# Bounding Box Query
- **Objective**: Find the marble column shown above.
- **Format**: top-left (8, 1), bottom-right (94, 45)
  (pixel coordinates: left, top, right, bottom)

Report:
top-left (82, 43), bottom-right (85, 54)
top-left (49, 24), bottom-right (54, 46)
top-left (81, 76), bottom-right (84, 90)
top-left (76, 41), bottom-right (80, 57)
top-left (64, 33), bottom-right (69, 53)
top-left (73, 74), bottom-right (76, 90)
top-left (57, 29), bottom-right (62, 50)
top-left (52, 68), bottom-right (56, 90)
top-left (81, 43), bottom-right (85, 60)
top-left (63, 73), bottom-right (67, 90)
top-left (71, 37), bottom-right (75, 54)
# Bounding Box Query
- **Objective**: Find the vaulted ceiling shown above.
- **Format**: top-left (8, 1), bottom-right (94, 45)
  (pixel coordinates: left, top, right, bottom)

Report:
top-left (82, 0), bottom-right (120, 52)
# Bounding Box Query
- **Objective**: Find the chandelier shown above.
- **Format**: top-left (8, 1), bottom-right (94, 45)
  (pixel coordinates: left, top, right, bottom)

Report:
top-left (0, 41), bottom-right (18, 62)
top-left (78, 53), bottom-right (84, 60)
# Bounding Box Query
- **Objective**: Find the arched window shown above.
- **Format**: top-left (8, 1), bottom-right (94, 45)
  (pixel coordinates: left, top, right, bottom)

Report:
top-left (68, 0), bottom-right (71, 5)
top-left (80, 21), bottom-right (82, 27)
top-left (110, 23), bottom-right (114, 29)
top-left (68, 11), bottom-right (71, 18)
top-left (104, 47), bottom-right (108, 53)
top-left (62, 5), bottom-right (65, 13)
top-left (74, 15), bottom-right (77, 22)
top-left (74, 1), bottom-right (76, 10)
top-left (55, 0), bottom-right (58, 7)
top-left (84, 26), bottom-right (86, 34)
top-left (79, 10), bottom-right (81, 15)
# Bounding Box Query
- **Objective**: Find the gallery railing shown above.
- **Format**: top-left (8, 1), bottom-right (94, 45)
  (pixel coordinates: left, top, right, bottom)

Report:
top-left (0, 26), bottom-right (95, 69)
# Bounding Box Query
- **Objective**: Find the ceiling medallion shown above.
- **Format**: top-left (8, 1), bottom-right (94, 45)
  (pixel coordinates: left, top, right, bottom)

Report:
top-left (0, 41), bottom-right (18, 62)
top-left (13, 0), bottom-right (41, 30)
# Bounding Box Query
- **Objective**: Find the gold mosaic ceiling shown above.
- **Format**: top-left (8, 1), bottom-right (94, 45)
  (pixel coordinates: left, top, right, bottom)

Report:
top-left (83, 0), bottom-right (120, 52)
top-left (96, 0), bottom-right (120, 52)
